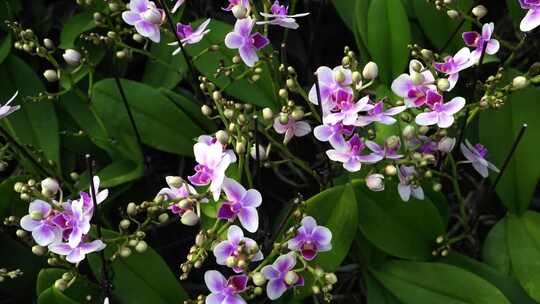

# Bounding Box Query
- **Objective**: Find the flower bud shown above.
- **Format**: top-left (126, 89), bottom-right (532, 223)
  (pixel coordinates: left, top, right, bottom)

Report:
top-left (235, 141), bottom-right (246, 154)
top-left (410, 60), bottom-right (423, 73)
top-left (216, 130), bottom-right (229, 145)
top-left (195, 233), bottom-right (206, 246)
top-left (262, 107), bottom-right (274, 120)
top-left (226, 256), bottom-right (237, 268)
top-left (437, 78), bottom-right (450, 92)
top-left (362, 61), bottom-right (379, 80)
top-left (119, 247), bottom-right (132, 258)
top-left (232, 4), bottom-right (248, 19)
top-left (250, 144), bottom-right (267, 160)
top-left (433, 183), bottom-right (442, 192)
top-left (284, 271), bottom-right (299, 285)
top-left (411, 71), bottom-right (425, 85)
top-left (447, 9), bottom-right (460, 19)
top-left (352, 71), bottom-right (362, 83)
top-left (43, 69), bottom-right (58, 82)
top-left (32, 245), bottom-right (46, 256)
top-left (158, 213), bottom-right (169, 223)
top-left (16, 229), bottom-right (27, 238)
top-left (135, 241), bottom-right (148, 253)
top-left (165, 176), bottom-right (182, 189)
top-left (402, 125), bottom-right (416, 139)
top-left (278, 88), bottom-right (288, 99)
top-left (120, 219), bottom-right (131, 230)
top-left (334, 69), bottom-right (346, 84)
top-left (201, 104), bottom-right (213, 116)
top-left (133, 33), bottom-right (145, 43)
top-left (181, 210), bottom-right (199, 226)
top-left (385, 135), bottom-right (400, 150)
top-left (420, 49), bottom-right (433, 60)
top-left (291, 108), bottom-right (304, 121)
top-left (43, 38), bottom-right (55, 49)
top-left (365, 174), bottom-right (385, 192)
top-left (286, 78), bottom-right (295, 89)
top-left (437, 137), bottom-right (456, 153)
top-left (384, 165), bottom-right (397, 176)
top-left (472, 5), bottom-right (487, 19)
top-left (418, 125), bottom-right (430, 134)
top-left (512, 76), bottom-right (528, 90)
top-left (63, 49), bottom-right (81, 66)
top-left (252, 272), bottom-right (266, 286)
top-left (54, 279), bottom-right (67, 291)
top-left (279, 112), bottom-right (289, 125)
top-left (41, 177), bottom-right (60, 195)
top-left (69, 172), bottom-right (79, 181)
top-left (325, 273), bottom-right (338, 284)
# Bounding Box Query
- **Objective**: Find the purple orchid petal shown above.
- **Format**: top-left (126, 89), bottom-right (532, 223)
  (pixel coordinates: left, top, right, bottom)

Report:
top-left (267, 279), bottom-right (288, 300)
top-left (521, 8), bottom-right (540, 31)
top-left (238, 207), bottom-right (258, 232)
top-left (222, 178), bottom-right (246, 202)
top-left (240, 189), bottom-right (262, 207)
top-left (205, 270), bottom-right (228, 293)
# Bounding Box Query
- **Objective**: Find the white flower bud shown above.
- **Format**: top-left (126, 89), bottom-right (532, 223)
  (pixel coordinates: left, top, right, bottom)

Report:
top-left (334, 69), bottom-right (346, 84)
top-left (402, 125), bottom-right (416, 139)
top-left (135, 241), bottom-right (148, 253)
top-left (235, 141), bottom-right (246, 154)
top-left (291, 108), bottom-right (304, 121)
top-left (201, 104), bottom-right (213, 116)
top-left (352, 71), bottom-right (362, 83)
top-left (41, 178), bottom-right (60, 195)
top-left (119, 219), bottom-right (131, 230)
top-left (252, 272), bottom-right (266, 286)
top-left (181, 210), bottom-right (199, 226)
top-left (362, 62), bottom-right (379, 80)
top-left (216, 130), bottom-right (229, 145)
top-left (16, 229), bottom-right (27, 238)
top-left (384, 165), bottom-right (397, 176)
top-left (262, 108), bottom-right (274, 120)
top-left (325, 273), bottom-right (338, 284)
top-left (127, 202), bottom-right (137, 216)
top-left (250, 144), bottom-right (267, 160)
top-left (165, 176), bottom-right (183, 188)
top-left (43, 38), bottom-right (55, 49)
top-left (158, 213), bottom-right (169, 223)
top-left (32, 245), bottom-right (46, 256)
top-left (133, 33), bottom-right (145, 43)
top-left (365, 174), bottom-right (385, 192)
top-left (119, 247), bottom-right (132, 258)
top-left (437, 78), bottom-right (450, 92)
top-left (437, 137), bottom-right (456, 153)
top-left (472, 5), bottom-right (487, 19)
top-left (410, 60), bottom-right (423, 73)
top-left (512, 76), bottom-right (528, 90)
top-left (232, 5), bottom-right (248, 19)
top-left (385, 135), bottom-right (400, 150)
top-left (411, 71), bottom-right (425, 85)
top-left (447, 9), bottom-right (460, 20)
top-left (62, 49), bottom-right (81, 66)
top-left (43, 69), bottom-right (58, 82)
top-left (284, 271), bottom-right (299, 286)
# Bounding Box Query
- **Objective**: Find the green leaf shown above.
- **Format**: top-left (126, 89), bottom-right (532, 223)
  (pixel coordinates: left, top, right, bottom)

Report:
top-left (87, 229), bottom-right (189, 303)
top-left (0, 55), bottom-right (60, 171)
top-left (142, 30), bottom-right (187, 89)
top-left (37, 268), bottom-right (100, 303)
top-left (354, 180), bottom-right (445, 260)
top-left (371, 260), bottom-right (510, 304)
top-left (59, 11), bottom-right (96, 49)
top-left (0, 32), bottom-right (12, 64)
top-left (413, 0), bottom-right (472, 53)
top-left (365, 273), bottom-right (403, 304)
top-left (507, 0), bottom-right (526, 27)
top-left (332, 0), bottom-right (359, 32)
top-left (0, 176), bottom-right (28, 219)
top-left (366, 0), bottom-right (411, 84)
top-left (37, 288), bottom-right (79, 304)
top-left (479, 70), bottom-right (540, 214)
top-left (92, 78), bottom-right (204, 156)
top-left (185, 19), bottom-right (279, 109)
top-left (159, 88), bottom-right (216, 133)
top-left (482, 217), bottom-right (511, 275)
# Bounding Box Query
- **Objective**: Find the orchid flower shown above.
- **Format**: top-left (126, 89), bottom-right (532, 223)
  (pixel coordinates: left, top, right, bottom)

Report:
top-left (205, 271), bottom-right (248, 304)
top-left (188, 139), bottom-right (235, 201)
top-left (308, 66), bottom-right (353, 112)
top-left (288, 216), bottom-right (332, 261)
top-left (20, 200), bottom-right (62, 246)
top-left (52, 199), bottom-right (92, 248)
top-left (122, 0), bottom-right (165, 43)
top-left (397, 166), bottom-right (424, 202)
top-left (434, 47), bottom-right (474, 90)
top-left (261, 253), bottom-right (304, 300)
top-left (257, 0), bottom-right (310, 29)
top-left (326, 135), bottom-right (383, 172)
top-left (217, 178), bottom-right (262, 233)
top-left (213, 225), bottom-right (264, 272)
top-left (365, 140), bottom-right (403, 160)
top-left (323, 93), bottom-right (373, 126)
top-left (168, 19), bottom-right (211, 54)
top-left (313, 122), bottom-right (354, 150)
top-left (415, 91), bottom-right (465, 128)
top-left (519, 0), bottom-right (540, 31)
top-left (223, 0), bottom-right (250, 13)
top-left (225, 17), bottom-right (269, 67)
top-left (49, 239), bottom-right (106, 264)
top-left (171, 0), bottom-right (184, 13)
top-left (462, 23), bottom-right (500, 64)
top-left (460, 140), bottom-right (499, 178)
top-left (391, 60), bottom-right (436, 107)
top-left (157, 179), bottom-right (204, 215)
top-left (273, 117), bottom-right (311, 144)
top-left (355, 100), bottom-right (406, 127)
top-left (0, 91), bottom-right (20, 119)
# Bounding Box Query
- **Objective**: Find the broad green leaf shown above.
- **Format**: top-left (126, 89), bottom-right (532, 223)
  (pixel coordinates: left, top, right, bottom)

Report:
top-left (88, 229), bottom-right (189, 303)
top-left (371, 260), bottom-right (510, 304)
top-left (0, 33), bottom-right (12, 64)
top-left (92, 78), bottom-right (204, 156)
top-left (0, 176), bottom-right (28, 220)
top-left (0, 55), bottom-right (60, 171)
top-left (59, 11), bottom-right (96, 49)
top-left (159, 88), bottom-right (216, 133)
top-left (479, 70), bottom-right (540, 214)
top-left (413, 0), bottom-right (472, 53)
top-left (354, 180), bottom-right (445, 260)
top-left (332, 0), bottom-right (359, 32)
top-left (36, 268), bottom-right (100, 303)
top-left (37, 288), bottom-right (79, 304)
top-left (365, 273), bottom-right (403, 304)
top-left (143, 30), bottom-right (187, 89)
top-left (366, 0), bottom-right (411, 84)
top-left (482, 217), bottom-right (511, 275)
top-left (507, 0), bottom-right (526, 27)
top-left (185, 19), bottom-right (279, 109)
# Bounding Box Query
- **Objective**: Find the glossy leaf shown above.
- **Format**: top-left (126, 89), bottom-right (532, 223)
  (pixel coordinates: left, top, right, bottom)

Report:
top-left (142, 30), bottom-right (187, 89)
top-left (366, 0), bottom-right (411, 84)
top-left (37, 288), bottom-right (79, 304)
top-left (36, 268), bottom-right (100, 303)
top-left (0, 176), bottom-right (28, 220)
top-left (0, 32), bottom-right (12, 64)
top-left (59, 11), bottom-right (96, 49)
top-left (482, 217), bottom-right (511, 275)
top-left (371, 260), bottom-right (510, 303)
top-left (479, 71), bottom-right (540, 214)
top-left (365, 273), bottom-right (403, 304)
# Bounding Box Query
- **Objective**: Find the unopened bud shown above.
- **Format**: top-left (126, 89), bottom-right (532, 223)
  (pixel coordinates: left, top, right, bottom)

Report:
top-left (402, 125), bottom-right (416, 139)
top-left (437, 78), bottom-right (450, 92)
top-left (437, 137), bottom-right (456, 153)
top-left (32, 245), bottom-right (46, 256)
top-left (16, 229), bottom-right (27, 238)
top-left (43, 69), bottom-right (58, 82)
top-left (262, 108), bottom-right (273, 120)
top-left (201, 104), bottom-right (213, 116)
top-left (291, 108), bottom-right (304, 121)
top-left (420, 49), bottom-right (433, 60)
top-left (365, 174), bottom-right (385, 192)
top-left (54, 279), bottom-right (67, 291)
top-left (119, 247), bottom-right (132, 258)
top-left (384, 165), bottom-right (397, 176)
top-left (352, 71), bottom-right (362, 83)
top-left (43, 38), bottom-right (55, 49)
top-left (41, 178), bottom-right (60, 195)
top-left (278, 88), bottom-right (288, 99)
top-left (252, 272), bottom-right (266, 286)
top-left (325, 273), bottom-right (338, 284)
top-left (235, 142), bottom-right (246, 154)
top-left (447, 9), bottom-right (460, 19)
top-left (472, 5), bottom-right (487, 19)
top-left (127, 202), bottom-right (137, 216)
top-left (410, 60), bottom-right (423, 73)
top-left (362, 62), bottom-right (379, 80)
top-left (181, 210), bottom-right (199, 226)
top-left (216, 130), bottom-right (229, 145)
top-left (158, 213), bottom-right (169, 223)
top-left (226, 256), bottom-right (237, 268)
top-left (133, 33), bottom-right (145, 43)
top-left (512, 76), bottom-right (528, 90)
top-left (334, 69), bottom-right (346, 84)
top-left (63, 49), bottom-right (81, 66)
top-left (135, 241), bottom-right (148, 253)
top-left (232, 4), bottom-right (248, 19)
top-left (250, 144), bottom-right (267, 160)
top-left (284, 271), bottom-right (299, 285)
top-left (411, 71), bottom-right (425, 85)
top-left (30, 211), bottom-right (43, 220)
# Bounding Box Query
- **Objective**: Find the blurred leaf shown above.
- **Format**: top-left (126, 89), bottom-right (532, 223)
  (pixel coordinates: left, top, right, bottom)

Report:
top-left (482, 217), bottom-right (511, 275)
top-left (479, 70), bottom-right (540, 214)
top-left (37, 288), bottom-right (79, 304)
top-left (92, 78), bottom-right (204, 156)
top-left (0, 175), bottom-right (28, 219)
top-left (143, 30), bottom-right (187, 89)
top-left (332, 0), bottom-right (359, 32)
top-left (185, 19), bottom-right (280, 109)
top-left (354, 180), bottom-right (444, 260)
top-left (88, 229), bottom-right (189, 303)
top-left (371, 260), bottom-right (510, 303)
top-left (159, 88), bottom-right (216, 133)
top-left (507, 0), bottom-right (526, 27)
top-left (36, 268), bottom-right (100, 303)
top-left (413, 0), bottom-right (472, 53)
top-left (0, 32), bottom-right (12, 64)
top-left (0, 55), bottom-right (60, 171)
top-left (366, 0), bottom-right (410, 83)
top-left (365, 273), bottom-right (403, 304)
top-left (59, 11), bottom-right (96, 49)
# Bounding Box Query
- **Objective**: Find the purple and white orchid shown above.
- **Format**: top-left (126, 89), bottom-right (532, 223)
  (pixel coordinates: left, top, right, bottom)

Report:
top-left (355, 100), bottom-right (406, 127)
top-left (391, 60), bottom-right (436, 108)
top-left (273, 117), bottom-right (311, 144)
top-left (49, 239), bottom-right (106, 264)
top-left (462, 23), bottom-right (500, 64)
top-left (0, 91), bottom-right (20, 119)
top-left (323, 93), bottom-right (373, 126)
top-left (308, 66), bottom-right (353, 111)
top-left (217, 178), bottom-right (262, 233)
top-left (365, 140), bottom-right (403, 160)
top-left (261, 253), bottom-right (304, 300)
top-left (223, 0), bottom-right (250, 13)
top-left (326, 135), bottom-right (383, 172)
top-left (204, 270), bottom-right (248, 304)
top-left (397, 166), bottom-right (424, 202)
top-left (434, 47), bottom-right (474, 90)
top-left (20, 200), bottom-right (62, 246)
top-left (122, 0), bottom-right (165, 43)
top-left (213, 225), bottom-right (263, 272)
top-left (168, 19), bottom-right (211, 54)
top-left (415, 92), bottom-right (465, 128)
top-left (288, 216), bottom-right (332, 261)
top-left (519, 0), bottom-right (540, 31)
top-left (313, 122), bottom-right (354, 150)
top-left (225, 17), bottom-right (269, 67)
top-left (257, 0), bottom-right (310, 30)
top-left (460, 140), bottom-right (499, 178)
